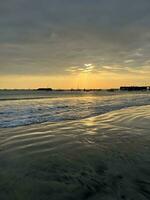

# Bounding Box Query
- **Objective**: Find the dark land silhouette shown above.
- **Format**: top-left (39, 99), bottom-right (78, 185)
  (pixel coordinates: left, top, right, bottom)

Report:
top-left (37, 86), bottom-right (150, 92)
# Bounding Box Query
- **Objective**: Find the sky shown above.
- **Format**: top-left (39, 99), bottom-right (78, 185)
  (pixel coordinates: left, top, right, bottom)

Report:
top-left (0, 0), bottom-right (150, 89)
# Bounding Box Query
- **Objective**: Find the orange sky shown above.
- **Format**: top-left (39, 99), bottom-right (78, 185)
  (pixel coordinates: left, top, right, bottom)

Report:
top-left (0, 68), bottom-right (149, 89)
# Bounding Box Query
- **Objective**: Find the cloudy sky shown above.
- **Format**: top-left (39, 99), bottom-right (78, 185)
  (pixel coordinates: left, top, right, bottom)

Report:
top-left (0, 0), bottom-right (150, 88)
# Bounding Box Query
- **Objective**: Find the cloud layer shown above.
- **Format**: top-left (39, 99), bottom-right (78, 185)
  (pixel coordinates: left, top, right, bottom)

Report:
top-left (0, 0), bottom-right (150, 77)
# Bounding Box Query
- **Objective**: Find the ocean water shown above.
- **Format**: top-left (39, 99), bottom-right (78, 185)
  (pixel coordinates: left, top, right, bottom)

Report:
top-left (0, 90), bottom-right (150, 128)
top-left (0, 90), bottom-right (150, 200)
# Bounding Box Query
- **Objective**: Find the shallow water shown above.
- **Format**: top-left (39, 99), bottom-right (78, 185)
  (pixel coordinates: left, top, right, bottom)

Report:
top-left (0, 90), bottom-right (150, 128)
top-left (0, 105), bottom-right (150, 200)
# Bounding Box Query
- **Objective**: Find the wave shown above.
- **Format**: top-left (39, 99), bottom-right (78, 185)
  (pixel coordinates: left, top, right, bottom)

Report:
top-left (0, 93), bottom-right (150, 128)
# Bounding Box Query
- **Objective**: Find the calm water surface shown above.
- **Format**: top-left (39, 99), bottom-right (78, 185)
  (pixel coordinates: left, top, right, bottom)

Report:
top-left (0, 90), bottom-right (150, 200)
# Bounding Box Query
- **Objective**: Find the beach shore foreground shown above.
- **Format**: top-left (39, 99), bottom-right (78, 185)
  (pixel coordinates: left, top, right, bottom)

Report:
top-left (0, 105), bottom-right (150, 200)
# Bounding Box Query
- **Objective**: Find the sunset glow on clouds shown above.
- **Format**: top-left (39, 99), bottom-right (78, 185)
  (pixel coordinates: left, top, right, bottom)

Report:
top-left (0, 0), bottom-right (150, 88)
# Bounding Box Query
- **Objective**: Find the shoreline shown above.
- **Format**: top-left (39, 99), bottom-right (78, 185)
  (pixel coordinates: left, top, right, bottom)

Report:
top-left (0, 105), bottom-right (150, 199)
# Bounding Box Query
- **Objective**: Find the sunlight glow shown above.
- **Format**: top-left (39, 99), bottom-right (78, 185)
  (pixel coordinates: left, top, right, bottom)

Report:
top-left (0, 64), bottom-right (149, 89)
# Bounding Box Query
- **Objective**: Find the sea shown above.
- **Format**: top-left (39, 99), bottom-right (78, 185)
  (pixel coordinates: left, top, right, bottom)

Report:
top-left (0, 90), bottom-right (150, 128)
top-left (0, 90), bottom-right (150, 200)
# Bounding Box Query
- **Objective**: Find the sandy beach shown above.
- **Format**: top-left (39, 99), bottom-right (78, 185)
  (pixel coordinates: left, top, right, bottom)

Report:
top-left (0, 105), bottom-right (150, 200)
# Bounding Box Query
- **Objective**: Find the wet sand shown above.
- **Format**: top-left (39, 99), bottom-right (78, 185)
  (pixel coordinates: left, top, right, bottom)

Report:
top-left (0, 105), bottom-right (150, 200)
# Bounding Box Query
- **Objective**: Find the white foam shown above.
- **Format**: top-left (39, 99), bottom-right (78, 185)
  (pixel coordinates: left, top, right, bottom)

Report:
top-left (0, 92), bottom-right (150, 128)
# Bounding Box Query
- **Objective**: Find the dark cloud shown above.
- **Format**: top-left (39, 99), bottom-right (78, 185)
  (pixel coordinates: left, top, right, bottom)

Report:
top-left (0, 0), bottom-right (150, 75)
